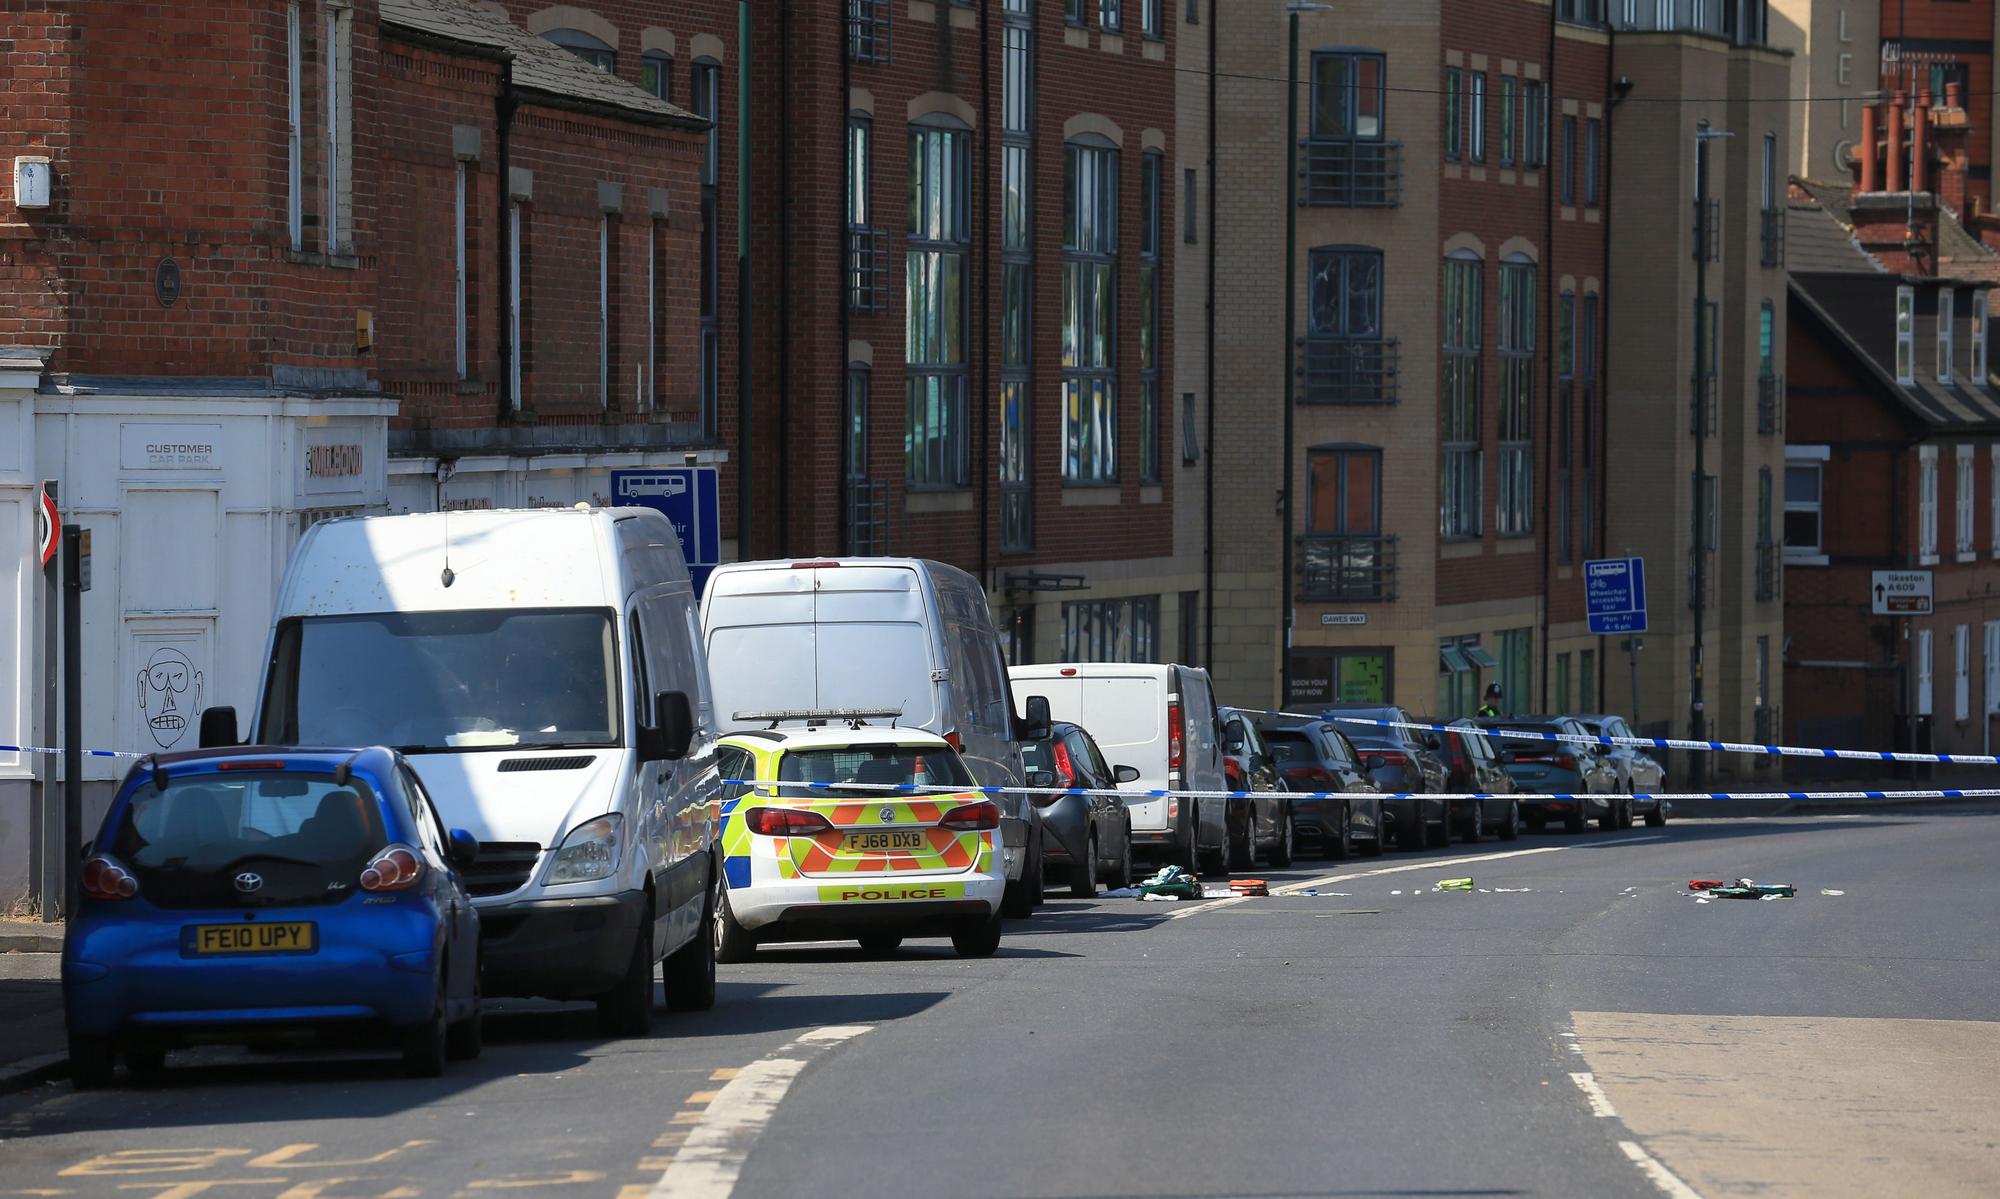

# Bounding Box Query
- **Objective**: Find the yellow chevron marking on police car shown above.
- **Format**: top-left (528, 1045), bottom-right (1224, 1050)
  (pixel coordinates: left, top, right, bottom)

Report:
top-left (816, 882), bottom-right (967, 903)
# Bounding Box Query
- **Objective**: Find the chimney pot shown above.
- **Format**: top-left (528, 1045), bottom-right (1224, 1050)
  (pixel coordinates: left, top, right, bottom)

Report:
top-left (1887, 91), bottom-right (1907, 193)
top-left (1947, 81), bottom-right (1965, 110)
top-left (1860, 98), bottom-right (1882, 193)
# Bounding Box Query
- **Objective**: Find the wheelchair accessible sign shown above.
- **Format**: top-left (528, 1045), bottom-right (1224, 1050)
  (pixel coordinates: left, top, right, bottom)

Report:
top-left (1585, 557), bottom-right (1648, 635)
top-left (611, 467), bottom-right (720, 595)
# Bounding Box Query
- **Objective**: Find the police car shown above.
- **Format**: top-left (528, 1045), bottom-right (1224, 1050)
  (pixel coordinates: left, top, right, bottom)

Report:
top-left (712, 714), bottom-right (1007, 960)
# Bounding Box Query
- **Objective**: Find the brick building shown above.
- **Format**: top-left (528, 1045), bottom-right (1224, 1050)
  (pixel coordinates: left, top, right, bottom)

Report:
top-left (0, 0), bottom-right (705, 911)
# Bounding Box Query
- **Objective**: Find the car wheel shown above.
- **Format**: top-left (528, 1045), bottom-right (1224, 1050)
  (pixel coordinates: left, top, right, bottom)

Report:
top-left (1070, 830), bottom-right (1099, 899)
top-left (68, 1034), bottom-right (116, 1090)
top-left (664, 873), bottom-right (719, 1013)
top-left (1002, 842), bottom-right (1037, 917)
top-left (1114, 825), bottom-right (1135, 889)
top-left (1566, 804), bottom-right (1589, 834)
top-left (1227, 806), bottom-right (1255, 872)
top-left (596, 898), bottom-right (656, 1038)
top-left (857, 932), bottom-right (904, 955)
top-left (1498, 800), bottom-right (1520, 841)
top-left (1427, 799), bottom-right (1454, 848)
top-left (1645, 800), bottom-right (1668, 828)
top-left (1327, 802), bottom-right (1352, 861)
top-left (1029, 839), bottom-right (1048, 907)
top-left (951, 911), bottom-right (1003, 958)
top-left (1358, 803), bottom-right (1384, 857)
top-left (402, 975), bottom-right (450, 1078)
top-left (446, 964), bottom-right (483, 1061)
top-left (1270, 803), bottom-right (1295, 867)
top-left (1597, 799), bottom-right (1621, 831)
top-left (123, 1045), bottom-right (167, 1081)
top-left (1395, 804), bottom-right (1428, 852)
top-left (714, 878), bottom-right (757, 964)
top-left (1460, 799), bottom-right (1485, 844)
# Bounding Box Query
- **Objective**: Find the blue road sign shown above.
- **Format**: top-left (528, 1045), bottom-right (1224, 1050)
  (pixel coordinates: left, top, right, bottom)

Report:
top-left (1585, 557), bottom-right (1648, 635)
top-left (611, 467), bottom-right (721, 595)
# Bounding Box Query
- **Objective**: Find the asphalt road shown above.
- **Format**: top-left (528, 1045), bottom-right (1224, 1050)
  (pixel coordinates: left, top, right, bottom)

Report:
top-left (2, 808), bottom-right (1995, 1199)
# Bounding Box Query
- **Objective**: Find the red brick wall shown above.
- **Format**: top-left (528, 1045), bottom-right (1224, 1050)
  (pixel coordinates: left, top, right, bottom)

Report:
top-left (1884, 0), bottom-right (1995, 210)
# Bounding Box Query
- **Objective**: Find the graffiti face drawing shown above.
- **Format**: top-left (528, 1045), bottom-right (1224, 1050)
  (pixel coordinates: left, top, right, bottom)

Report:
top-left (138, 647), bottom-right (203, 749)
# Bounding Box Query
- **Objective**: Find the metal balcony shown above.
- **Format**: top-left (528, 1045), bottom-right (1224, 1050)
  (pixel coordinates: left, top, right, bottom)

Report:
top-left (846, 226), bottom-right (890, 314)
top-left (1298, 533), bottom-right (1399, 602)
top-left (1756, 540), bottom-right (1780, 602)
top-left (1297, 139), bottom-right (1403, 208)
top-left (1760, 206), bottom-right (1786, 268)
top-left (1299, 336), bottom-right (1400, 404)
top-left (1758, 373), bottom-right (1783, 435)
top-left (1693, 197), bottom-right (1721, 262)
top-left (1689, 374), bottom-right (1717, 437)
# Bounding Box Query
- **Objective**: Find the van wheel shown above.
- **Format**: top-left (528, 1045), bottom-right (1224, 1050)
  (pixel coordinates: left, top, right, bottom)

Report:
top-left (714, 879), bottom-right (757, 964)
top-left (1070, 831), bottom-right (1098, 899)
top-left (401, 975), bottom-right (449, 1078)
top-left (69, 1034), bottom-right (116, 1090)
top-left (664, 875), bottom-right (718, 1013)
top-left (1178, 805), bottom-right (1203, 872)
top-left (596, 898), bottom-right (655, 1038)
top-left (1227, 807), bottom-right (1255, 872)
top-left (951, 912), bottom-right (1003, 958)
top-left (1269, 804), bottom-right (1295, 867)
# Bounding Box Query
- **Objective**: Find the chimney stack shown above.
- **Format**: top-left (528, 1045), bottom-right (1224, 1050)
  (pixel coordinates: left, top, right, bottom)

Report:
top-left (1886, 90), bottom-right (1907, 193)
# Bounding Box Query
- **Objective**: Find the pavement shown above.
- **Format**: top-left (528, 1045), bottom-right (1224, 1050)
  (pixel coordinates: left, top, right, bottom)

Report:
top-left (0, 808), bottom-right (1993, 1199)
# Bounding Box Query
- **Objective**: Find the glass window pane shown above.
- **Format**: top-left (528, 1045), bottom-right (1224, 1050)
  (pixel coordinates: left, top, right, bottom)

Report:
top-left (1345, 452), bottom-right (1378, 532)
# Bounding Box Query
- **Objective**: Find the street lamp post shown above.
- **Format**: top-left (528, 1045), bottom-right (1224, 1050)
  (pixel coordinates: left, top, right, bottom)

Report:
top-left (1691, 122), bottom-right (1732, 788)
top-left (1281, 1), bottom-right (1331, 709)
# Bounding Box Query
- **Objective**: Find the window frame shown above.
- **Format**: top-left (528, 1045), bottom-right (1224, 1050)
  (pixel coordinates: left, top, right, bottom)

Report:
top-left (1956, 623), bottom-right (1972, 723)
top-left (1497, 256), bottom-right (1537, 537)
top-left (1442, 252), bottom-right (1484, 540)
top-left (907, 121), bottom-right (974, 489)
top-left (1896, 285), bottom-right (1916, 384)
top-left (1306, 445), bottom-right (1383, 537)
top-left (1310, 51), bottom-right (1387, 142)
top-left (641, 51), bottom-right (673, 101)
top-left (1783, 453), bottom-right (1825, 559)
top-left (1584, 117), bottom-right (1600, 206)
top-left (1920, 443), bottom-right (1940, 563)
top-left (542, 27), bottom-right (615, 74)
top-left (1063, 139), bottom-right (1121, 486)
top-left (1940, 287), bottom-right (1957, 387)
top-left (1958, 443), bottom-right (1977, 558)
top-left (1469, 71), bottom-right (1486, 163)
top-left (1444, 66), bottom-right (1463, 162)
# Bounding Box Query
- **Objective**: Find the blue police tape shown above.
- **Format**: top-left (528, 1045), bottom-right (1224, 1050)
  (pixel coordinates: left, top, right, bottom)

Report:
top-left (716, 780), bottom-right (2000, 803)
top-left (1239, 709), bottom-right (2000, 768)
top-left (0, 742), bottom-right (146, 760)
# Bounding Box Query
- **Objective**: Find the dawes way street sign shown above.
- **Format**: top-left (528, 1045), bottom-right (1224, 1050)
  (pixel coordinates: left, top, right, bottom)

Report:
top-left (1585, 557), bottom-right (1649, 635)
top-left (1871, 570), bottom-right (1934, 616)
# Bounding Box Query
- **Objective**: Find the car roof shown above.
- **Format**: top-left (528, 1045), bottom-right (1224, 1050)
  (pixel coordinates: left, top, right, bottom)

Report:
top-left (718, 725), bottom-right (951, 752)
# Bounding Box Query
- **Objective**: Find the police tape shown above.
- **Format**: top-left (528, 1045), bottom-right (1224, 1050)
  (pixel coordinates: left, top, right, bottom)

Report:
top-left (1236, 709), bottom-right (2000, 768)
top-left (715, 780), bottom-right (2000, 803)
top-left (0, 742), bottom-right (147, 760)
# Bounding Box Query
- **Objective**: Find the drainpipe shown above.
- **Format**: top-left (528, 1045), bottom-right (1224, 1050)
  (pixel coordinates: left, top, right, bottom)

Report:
top-left (495, 55), bottom-right (518, 418)
top-left (839, 0), bottom-right (853, 552)
top-left (1204, 0), bottom-right (1218, 667)
top-left (1537, 18), bottom-right (1557, 712)
top-left (778, 0), bottom-right (793, 556)
top-left (736, 1), bottom-right (754, 558)
top-left (978, 0), bottom-right (994, 585)
top-left (1602, 55), bottom-right (1628, 717)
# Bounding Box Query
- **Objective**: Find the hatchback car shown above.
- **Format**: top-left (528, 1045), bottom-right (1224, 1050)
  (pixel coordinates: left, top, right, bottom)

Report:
top-left (1022, 721), bottom-right (1137, 897)
top-left (1220, 706), bottom-right (1294, 869)
top-left (712, 724), bottom-right (1008, 959)
top-left (1326, 705), bottom-right (1450, 851)
top-left (63, 746), bottom-right (484, 1088)
top-left (1476, 716), bottom-right (1624, 832)
top-left (1426, 719), bottom-right (1522, 842)
top-left (1256, 719), bottom-right (1385, 859)
top-left (1573, 713), bottom-right (1668, 826)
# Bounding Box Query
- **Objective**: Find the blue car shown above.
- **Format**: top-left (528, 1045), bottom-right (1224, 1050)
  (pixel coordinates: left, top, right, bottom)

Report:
top-left (63, 746), bottom-right (484, 1087)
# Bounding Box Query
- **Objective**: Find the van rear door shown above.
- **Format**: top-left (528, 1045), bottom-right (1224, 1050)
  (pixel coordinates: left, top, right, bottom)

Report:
top-left (1078, 675), bottom-right (1169, 834)
top-left (809, 566), bottom-right (939, 729)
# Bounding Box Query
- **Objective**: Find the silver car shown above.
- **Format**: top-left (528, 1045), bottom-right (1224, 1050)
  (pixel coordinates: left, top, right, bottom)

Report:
top-left (1573, 713), bottom-right (1668, 827)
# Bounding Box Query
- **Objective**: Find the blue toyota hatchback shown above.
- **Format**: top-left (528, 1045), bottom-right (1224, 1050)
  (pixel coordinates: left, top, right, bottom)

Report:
top-left (63, 746), bottom-right (483, 1087)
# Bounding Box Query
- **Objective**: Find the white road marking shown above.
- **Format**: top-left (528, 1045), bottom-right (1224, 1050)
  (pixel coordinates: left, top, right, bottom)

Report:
top-left (1167, 895), bottom-right (1248, 920)
top-left (1277, 845), bottom-right (1569, 894)
top-left (1619, 1140), bottom-right (1707, 1199)
top-left (1570, 1071), bottom-right (1618, 1117)
top-left (649, 1025), bottom-right (873, 1199)
top-left (1616, 835), bottom-right (1669, 846)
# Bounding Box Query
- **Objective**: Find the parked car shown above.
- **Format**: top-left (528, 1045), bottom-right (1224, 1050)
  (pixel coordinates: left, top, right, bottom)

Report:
top-left (64, 746), bottom-right (484, 1088)
top-left (1009, 664), bottom-right (1231, 874)
top-left (1573, 713), bottom-right (1668, 826)
top-left (710, 724), bottom-right (1009, 958)
top-left (701, 557), bottom-right (1053, 918)
top-left (1424, 718), bottom-right (1522, 842)
top-left (216, 506), bottom-right (716, 1034)
top-left (1476, 716), bottom-right (1625, 832)
top-left (1324, 705), bottom-right (1450, 851)
top-left (1256, 719), bottom-right (1386, 859)
top-left (1021, 721), bottom-right (1138, 897)
top-left (1219, 706), bottom-right (1293, 869)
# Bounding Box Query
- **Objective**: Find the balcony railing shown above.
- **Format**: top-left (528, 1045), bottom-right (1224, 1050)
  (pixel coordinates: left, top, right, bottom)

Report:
top-left (1298, 533), bottom-right (1399, 602)
top-left (1686, 544), bottom-right (1713, 611)
top-left (844, 477), bottom-right (892, 555)
top-left (848, 0), bottom-right (892, 64)
top-left (1689, 374), bottom-right (1717, 436)
top-left (1758, 373), bottom-right (1783, 435)
top-left (1299, 336), bottom-right (1400, 404)
top-left (1756, 539), bottom-right (1780, 602)
top-left (1760, 205), bottom-right (1786, 268)
top-left (846, 226), bottom-right (890, 313)
top-left (1298, 139), bottom-right (1403, 208)
top-left (1692, 197), bottom-right (1721, 262)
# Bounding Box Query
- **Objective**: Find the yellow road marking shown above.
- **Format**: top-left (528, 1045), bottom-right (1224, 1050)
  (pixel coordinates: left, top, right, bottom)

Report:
top-left (669, 1112), bottom-right (704, 1126)
top-left (685, 1091), bottom-right (720, 1105)
top-left (706, 1069), bottom-right (738, 1081)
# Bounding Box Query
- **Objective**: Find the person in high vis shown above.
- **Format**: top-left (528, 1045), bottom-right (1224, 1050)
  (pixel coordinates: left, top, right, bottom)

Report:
top-left (1476, 682), bottom-right (1503, 718)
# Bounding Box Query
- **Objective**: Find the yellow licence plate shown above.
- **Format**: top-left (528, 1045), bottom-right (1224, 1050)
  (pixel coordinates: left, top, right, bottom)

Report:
top-left (183, 921), bottom-right (318, 957)
top-left (842, 831), bottom-right (927, 854)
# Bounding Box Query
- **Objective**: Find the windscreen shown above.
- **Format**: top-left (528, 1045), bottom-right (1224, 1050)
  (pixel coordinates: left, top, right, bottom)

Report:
top-left (261, 609), bottom-right (619, 752)
top-left (110, 772), bottom-right (389, 909)
top-left (775, 746), bottom-right (974, 799)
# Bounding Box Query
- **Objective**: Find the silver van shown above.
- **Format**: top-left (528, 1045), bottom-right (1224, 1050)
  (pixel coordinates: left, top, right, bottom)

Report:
top-left (699, 559), bottom-right (1052, 916)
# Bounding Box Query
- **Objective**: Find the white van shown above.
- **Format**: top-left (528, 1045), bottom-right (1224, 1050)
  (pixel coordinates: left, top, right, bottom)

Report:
top-left (1007, 663), bottom-right (1229, 871)
top-left (699, 558), bottom-right (1052, 916)
top-left (204, 508), bottom-right (719, 1036)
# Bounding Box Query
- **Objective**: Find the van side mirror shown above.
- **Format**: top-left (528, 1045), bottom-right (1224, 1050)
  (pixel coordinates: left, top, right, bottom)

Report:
top-left (1025, 769), bottom-right (1057, 789)
top-left (446, 828), bottom-right (480, 868)
top-left (1019, 695), bottom-right (1053, 742)
top-left (646, 690), bottom-right (695, 762)
top-left (198, 707), bottom-right (240, 749)
top-left (1115, 765), bottom-right (1141, 784)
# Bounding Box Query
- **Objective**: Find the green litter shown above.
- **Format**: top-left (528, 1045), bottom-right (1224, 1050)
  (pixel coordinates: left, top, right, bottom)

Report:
top-left (1435, 877), bottom-right (1474, 892)
top-left (1136, 865), bottom-right (1203, 900)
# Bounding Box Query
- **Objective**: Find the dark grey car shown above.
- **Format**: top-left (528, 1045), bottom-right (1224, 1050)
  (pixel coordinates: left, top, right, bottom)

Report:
top-left (1325, 705), bottom-right (1451, 851)
top-left (1257, 719), bottom-right (1386, 859)
top-left (1023, 722), bottom-right (1137, 898)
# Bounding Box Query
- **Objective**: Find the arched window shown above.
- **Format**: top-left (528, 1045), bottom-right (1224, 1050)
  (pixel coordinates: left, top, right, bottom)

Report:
top-left (543, 28), bottom-right (614, 73)
top-left (641, 51), bottom-right (672, 100)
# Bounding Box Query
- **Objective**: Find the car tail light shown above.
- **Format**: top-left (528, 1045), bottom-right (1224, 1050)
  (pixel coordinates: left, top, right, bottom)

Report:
top-left (1224, 757), bottom-right (1244, 787)
top-left (1557, 753), bottom-right (1578, 770)
top-left (790, 561), bottom-right (842, 569)
top-left (1371, 750), bottom-right (1408, 766)
top-left (1168, 702), bottom-right (1184, 770)
top-left (939, 801), bottom-right (1000, 831)
top-left (1060, 667), bottom-right (1078, 676)
top-left (743, 807), bottom-right (834, 837)
top-left (1051, 740), bottom-right (1077, 788)
top-left (81, 855), bottom-right (139, 901)
top-left (217, 760), bottom-right (288, 771)
top-left (1285, 765), bottom-right (1336, 787)
top-left (360, 844), bottom-right (424, 892)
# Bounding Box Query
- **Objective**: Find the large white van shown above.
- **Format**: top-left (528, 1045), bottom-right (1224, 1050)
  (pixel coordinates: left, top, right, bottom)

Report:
top-left (699, 558), bottom-right (1052, 916)
top-left (1007, 663), bottom-right (1230, 872)
top-left (205, 508), bottom-right (719, 1035)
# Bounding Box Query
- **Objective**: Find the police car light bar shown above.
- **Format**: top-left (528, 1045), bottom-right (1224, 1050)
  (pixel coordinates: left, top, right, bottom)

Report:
top-left (734, 708), bottom-right (905, 728)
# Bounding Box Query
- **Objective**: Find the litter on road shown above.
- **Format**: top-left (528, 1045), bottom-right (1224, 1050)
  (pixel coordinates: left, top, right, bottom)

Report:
top-left (1135, 866), bottom-right (1204, 900)
top-left (1435, 878), bottom-right (1474, 892)
top-left (1821, 889), bottom-right (1846, 896)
